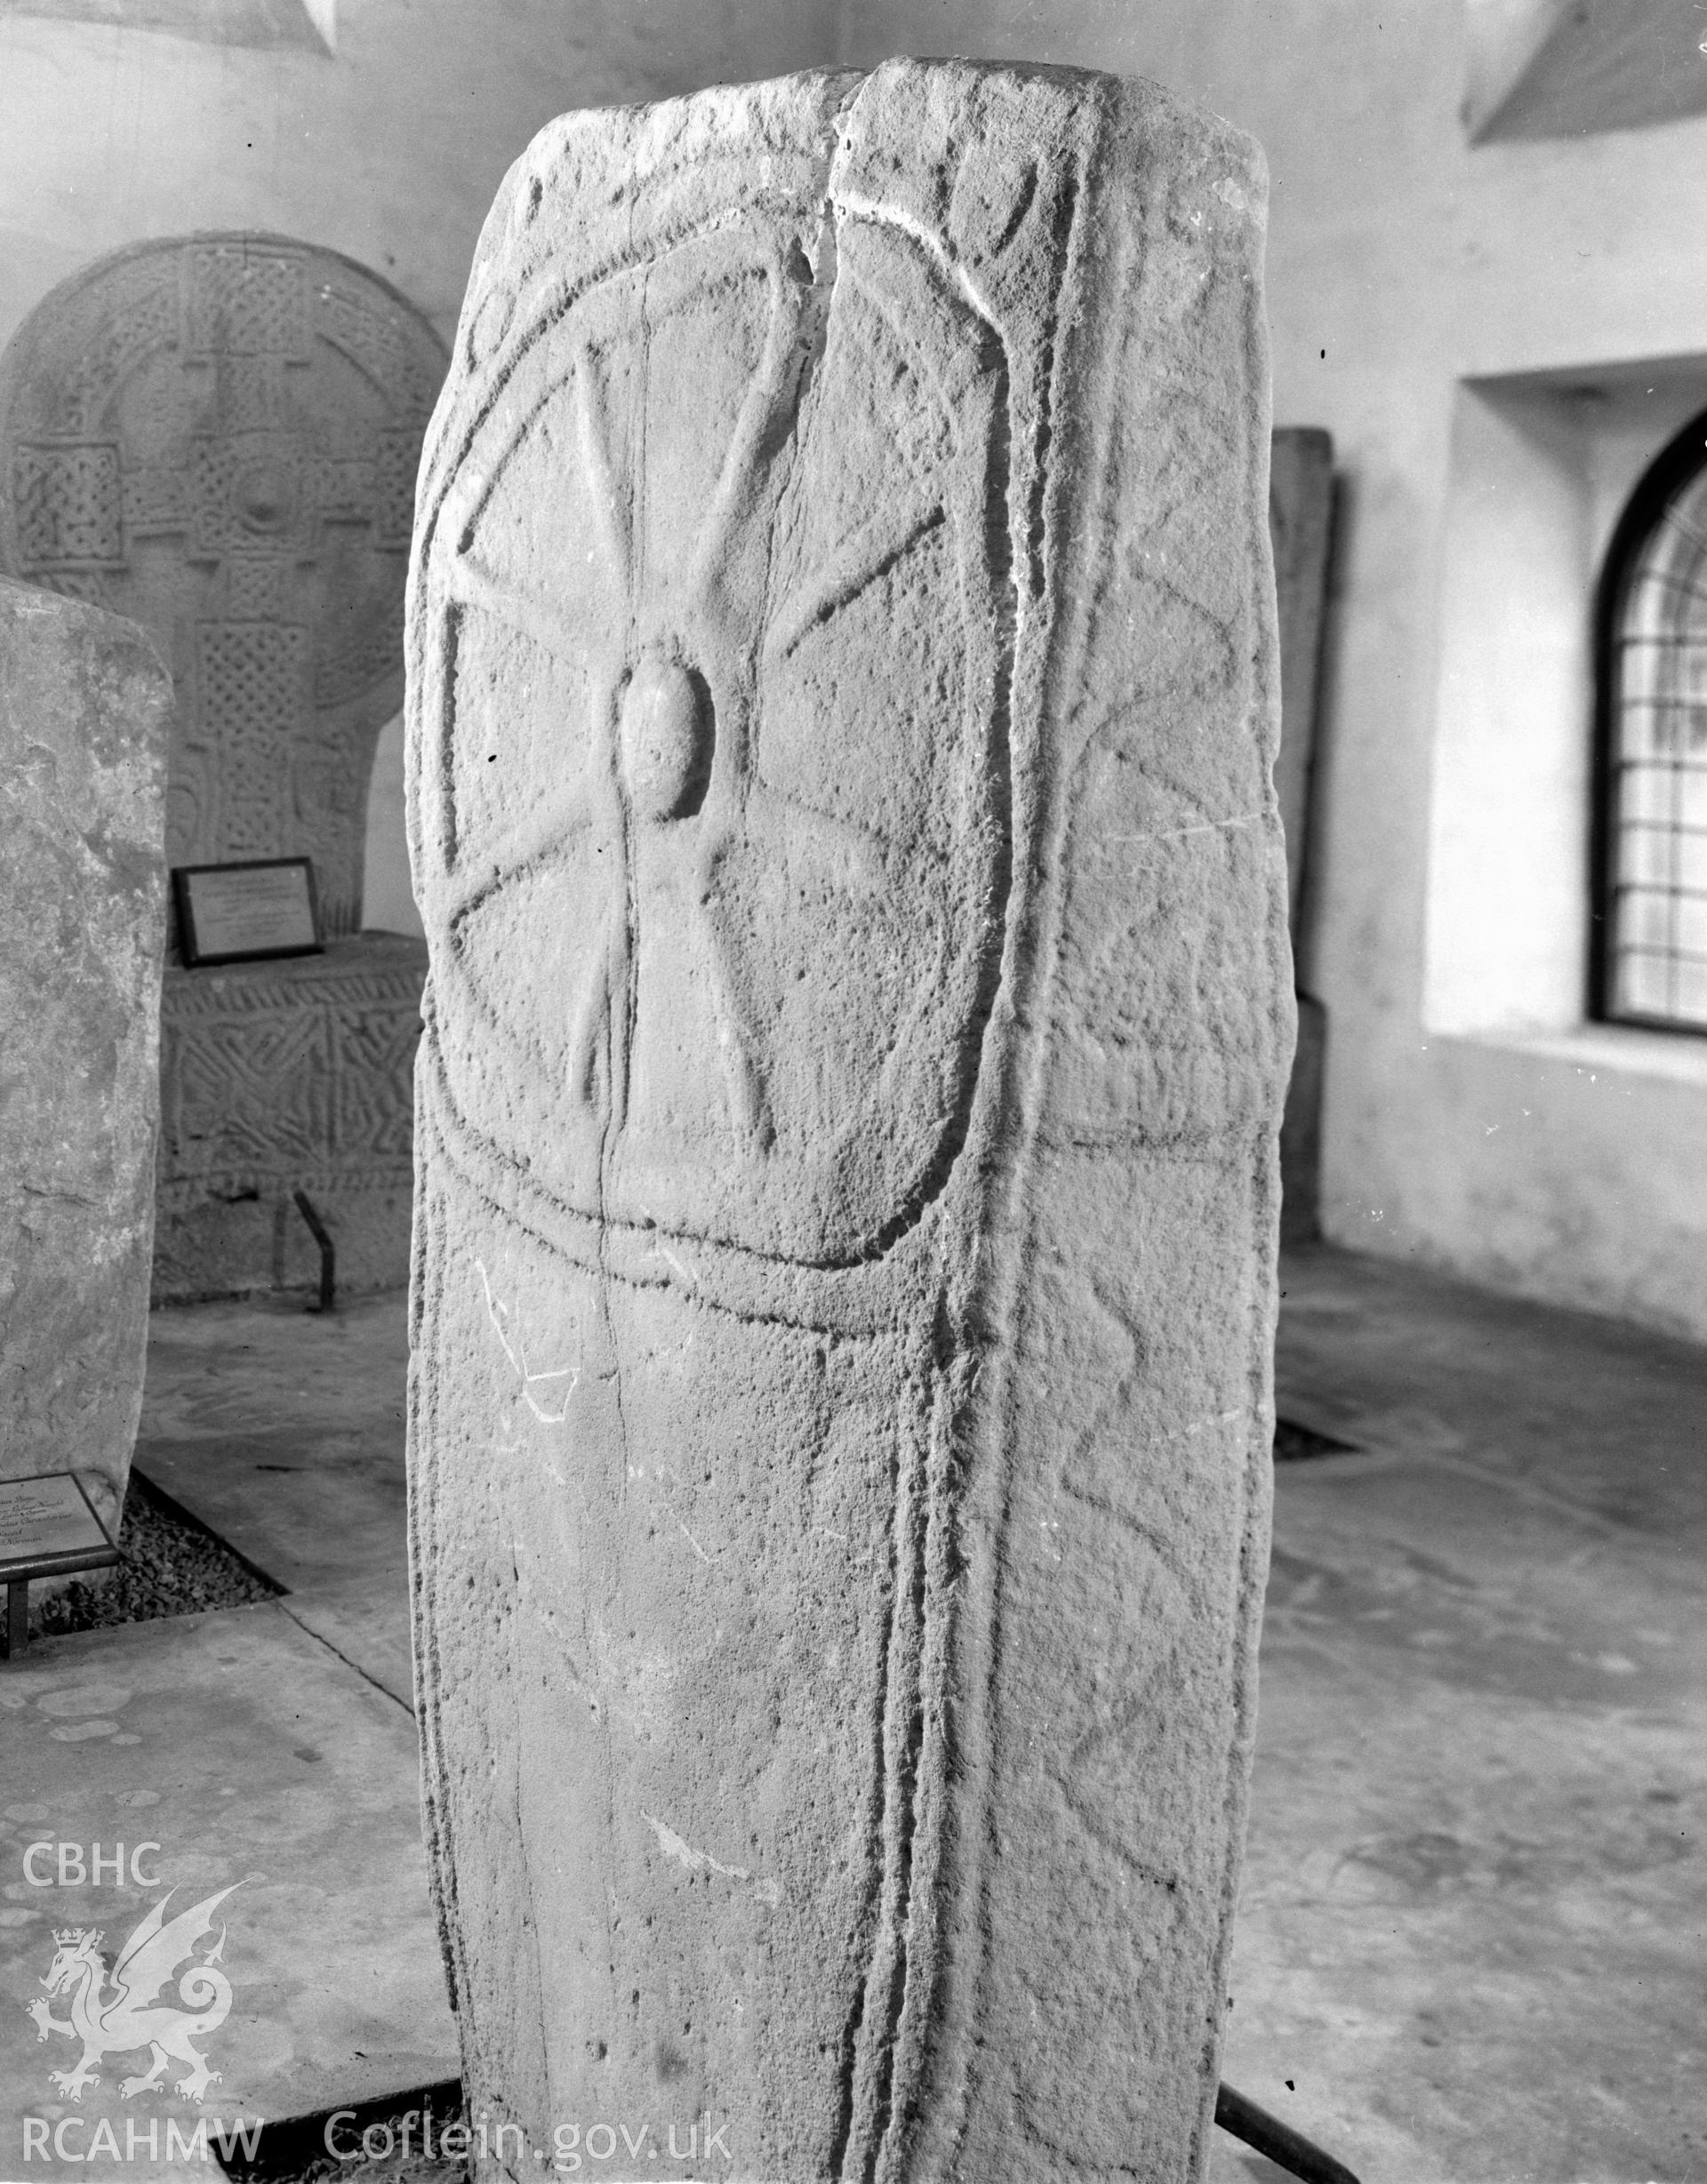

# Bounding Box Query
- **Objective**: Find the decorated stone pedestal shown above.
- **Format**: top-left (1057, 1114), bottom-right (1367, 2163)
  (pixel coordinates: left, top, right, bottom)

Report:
top-left (0, 576), bottom-right (172, 1537)
top-left (0, 234), bottom-right (445, 1300)
top-left (152, 933), bottom-right (427, 1299)
top-left (408, 60), bottom-right (1291, 2184)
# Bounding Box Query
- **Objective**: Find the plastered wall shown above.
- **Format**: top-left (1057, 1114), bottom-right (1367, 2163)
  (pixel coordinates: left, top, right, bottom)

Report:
top-left (834, 0), bottom-right (1707, 1338)
top-left (9, 0), bottom-right (1707, 1336)
top-left (0, 0), bottom-right (843, 941)
top-left (0, 2), bottom-right (845, 357)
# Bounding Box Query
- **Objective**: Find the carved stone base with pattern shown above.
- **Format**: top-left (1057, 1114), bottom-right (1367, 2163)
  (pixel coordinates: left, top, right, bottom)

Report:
top-left (408, 60), bottom-right (1291, 2184)
top-left (0, 575), bottom-right (172, 1534)
top-left (153, 934), bottom-right (427, 1302)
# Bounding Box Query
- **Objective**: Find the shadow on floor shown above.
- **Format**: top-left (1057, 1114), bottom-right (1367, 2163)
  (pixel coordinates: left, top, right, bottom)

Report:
top-left (5, 1251), bottom-right (1702, 2184)
top-left (1206, 1245), bottom-right (1707, 2184)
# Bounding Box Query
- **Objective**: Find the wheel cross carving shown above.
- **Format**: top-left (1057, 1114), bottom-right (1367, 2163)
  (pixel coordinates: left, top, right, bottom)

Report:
top-left (421, 225), bottom-right (1015, 1265)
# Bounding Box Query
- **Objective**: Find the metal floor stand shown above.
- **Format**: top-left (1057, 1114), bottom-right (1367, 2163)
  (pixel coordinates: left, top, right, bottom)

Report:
top-left (1216, 2080), bottom-right (1362, 2184)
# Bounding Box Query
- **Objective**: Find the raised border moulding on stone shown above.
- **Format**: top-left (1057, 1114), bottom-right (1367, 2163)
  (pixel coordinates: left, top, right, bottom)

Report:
top-left (0, 0), bottom-right (333, 52)
top-left (0, 575), bottom-right (172, 1538)
top-left (406, 59), bottom-right (1292, 2184)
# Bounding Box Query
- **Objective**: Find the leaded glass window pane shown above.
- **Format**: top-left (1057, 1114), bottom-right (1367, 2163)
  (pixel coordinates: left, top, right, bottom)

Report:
top-left (1605, 449), bottom-right (1707, 1028)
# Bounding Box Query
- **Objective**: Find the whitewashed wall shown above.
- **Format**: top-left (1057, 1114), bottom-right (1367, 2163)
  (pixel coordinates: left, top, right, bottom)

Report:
top-left (9, 0), bottom-right (1707, 1334)
top-left (831, 0), bottom-right (1707, 1337)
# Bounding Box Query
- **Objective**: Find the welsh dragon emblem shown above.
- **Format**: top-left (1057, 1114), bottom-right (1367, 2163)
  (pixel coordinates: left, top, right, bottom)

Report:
top-left (26, 1883), bottom-right (242, 2102)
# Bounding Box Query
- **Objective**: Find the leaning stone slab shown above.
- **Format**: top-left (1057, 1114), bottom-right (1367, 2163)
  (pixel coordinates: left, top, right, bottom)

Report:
top-left (407, 59), bottom-right (1291, 2184)
top-left (0, 577), bottom-right (172, 1537)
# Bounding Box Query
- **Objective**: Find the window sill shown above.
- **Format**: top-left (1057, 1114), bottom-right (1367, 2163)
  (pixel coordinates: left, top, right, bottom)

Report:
top-left (1455, 1021), bottom-right (1707, 1088)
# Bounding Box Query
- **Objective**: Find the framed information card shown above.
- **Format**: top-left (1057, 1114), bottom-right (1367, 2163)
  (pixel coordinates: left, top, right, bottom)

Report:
top-left (0, 1472), bottom-right (118, 1583)
top-left (172, 856), bottom-right (323, 967)
top-left (0, 1472), bottom-right (121, 1658)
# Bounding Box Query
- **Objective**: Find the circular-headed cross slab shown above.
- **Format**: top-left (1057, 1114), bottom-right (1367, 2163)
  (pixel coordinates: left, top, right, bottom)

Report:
top-left (0, 231), bottom-right (447, 942)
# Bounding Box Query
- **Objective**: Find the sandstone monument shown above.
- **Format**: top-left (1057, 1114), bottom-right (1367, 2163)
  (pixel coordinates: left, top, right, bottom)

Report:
top-left (0, 577), bottom-right (172, 1536)
top-left (0, 234), bottom-right (445, 1299)
top-left (407, 59), bottom-right (1291, 2183)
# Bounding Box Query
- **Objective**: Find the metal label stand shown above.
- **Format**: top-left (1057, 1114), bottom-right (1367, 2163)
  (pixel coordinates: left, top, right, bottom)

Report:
top-left (0, 1473), bottom-right (121, 1659)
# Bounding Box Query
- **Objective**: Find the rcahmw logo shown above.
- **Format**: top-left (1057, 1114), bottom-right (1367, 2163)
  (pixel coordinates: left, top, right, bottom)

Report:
top-left (21, 2114), bottom-right (263, 2166)
top-left (17, 1838), bottom-right (260, 2157)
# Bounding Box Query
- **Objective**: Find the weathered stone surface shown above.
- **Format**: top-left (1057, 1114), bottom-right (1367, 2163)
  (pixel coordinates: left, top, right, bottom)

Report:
top-left (0, 575), bottom-right (171, 1535)
top-left (408, 60), bottom-right (1290, 2184)
top-left (0, 231), bottom-right (445, 1299)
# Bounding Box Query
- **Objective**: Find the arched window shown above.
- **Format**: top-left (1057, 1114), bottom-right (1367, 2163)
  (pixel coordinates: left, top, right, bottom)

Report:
top-left (1594, 407), bottom-right (1707, 1030)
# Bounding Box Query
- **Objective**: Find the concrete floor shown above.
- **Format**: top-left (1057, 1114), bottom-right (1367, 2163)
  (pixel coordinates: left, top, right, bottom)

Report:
top-left (0, 1610), bottom-right (456, 2170)
top-left (4, 1249), bottom-right (1703, 2183)
top-left (1209, 1246), bottom-right (1707, 2184)
top-left (0, 1294), bottom-right (452, 2183)
top-left (135, 1291), bottom-right (417, 1709)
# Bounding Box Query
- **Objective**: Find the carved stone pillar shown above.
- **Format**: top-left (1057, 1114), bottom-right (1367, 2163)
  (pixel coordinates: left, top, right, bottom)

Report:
top-left (408, 60), bottom-right (1291, 2184)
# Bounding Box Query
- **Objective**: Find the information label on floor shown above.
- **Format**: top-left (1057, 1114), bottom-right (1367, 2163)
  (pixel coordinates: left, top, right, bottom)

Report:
top-left (0, 1473), bottom-right (113, 1576)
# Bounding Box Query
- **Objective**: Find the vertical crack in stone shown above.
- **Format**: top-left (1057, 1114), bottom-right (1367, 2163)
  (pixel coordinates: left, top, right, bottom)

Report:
top-left (589, 605), bottom-right (634, 2092)
top-left (591, 1081), bottom-right (632, 2074)
top-left (613, 778), bottom-right (640, 1139)
top-left (510, 1534), bottom-right (554, 2159)
top-left (612, 285), bottom-right (652, 1142)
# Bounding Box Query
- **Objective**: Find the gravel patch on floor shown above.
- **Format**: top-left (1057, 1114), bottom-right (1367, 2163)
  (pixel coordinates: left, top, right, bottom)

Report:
top-left (29, 1468), bottom-right (284, 1639)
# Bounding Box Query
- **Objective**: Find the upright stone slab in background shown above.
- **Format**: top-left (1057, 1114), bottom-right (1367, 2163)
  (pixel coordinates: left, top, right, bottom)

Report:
top-left (0, 232), bottom-right (444, 938)
top-left (0, 234), bottom-right (445, 1300)
top-left (0, 577), bottom-right (171, 1535)
top-left (408, 60), bottom-right (1291, 2184)
top-left (1269, 425), bottom-right (1334, 942)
